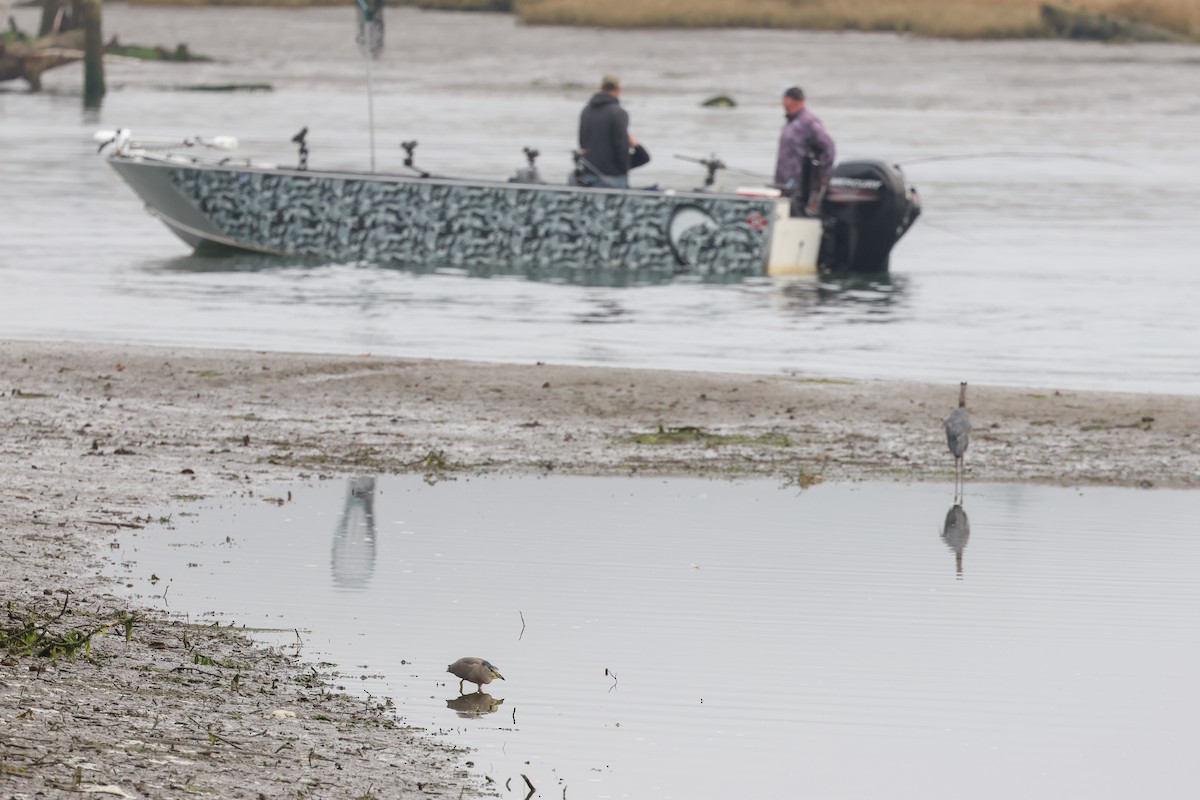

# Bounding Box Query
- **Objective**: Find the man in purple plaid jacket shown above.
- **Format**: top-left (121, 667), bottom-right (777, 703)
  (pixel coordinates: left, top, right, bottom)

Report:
top-left (774, 86), bottom-right (837, 215)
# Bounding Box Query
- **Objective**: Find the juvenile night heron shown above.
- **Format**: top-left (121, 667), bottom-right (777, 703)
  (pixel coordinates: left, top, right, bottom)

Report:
top-left (944, 382), bottom-right (971, 500)
top-left (447, 657), bottom-right (505, 694)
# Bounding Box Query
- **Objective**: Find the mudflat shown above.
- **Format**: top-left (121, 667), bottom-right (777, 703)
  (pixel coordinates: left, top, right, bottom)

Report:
top-left (3, 339), bottom-right (1197, 797)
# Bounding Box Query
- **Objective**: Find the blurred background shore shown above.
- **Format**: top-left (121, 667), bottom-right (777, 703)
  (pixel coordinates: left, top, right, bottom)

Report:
top-left (122, 0), bottom-right (1200, 41)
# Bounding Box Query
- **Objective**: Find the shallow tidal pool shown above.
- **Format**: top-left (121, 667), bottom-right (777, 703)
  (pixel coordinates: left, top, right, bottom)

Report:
top-left (106, 475), bottom-right (1200, 799)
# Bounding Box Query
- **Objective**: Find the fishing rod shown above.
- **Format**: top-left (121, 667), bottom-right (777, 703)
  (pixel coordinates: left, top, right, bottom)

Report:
top-left (674, 153), bottom-right (772, 189)
top-left (674, 153), bottom-right (724, 188)
top-left (572, 149), bottom-right (603, 182)
top-left (897, 151), bottom-right (1134, 168)
top-left (400, 140), bottom-right (432, 178)
top-left (292, 127), bottom-right (309, 170)
top-left (572, 149), bottom-right (635, 188)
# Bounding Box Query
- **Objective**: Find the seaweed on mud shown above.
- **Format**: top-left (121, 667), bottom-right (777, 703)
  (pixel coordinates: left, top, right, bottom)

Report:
top-left (1, 593), bottom-right (136, 661)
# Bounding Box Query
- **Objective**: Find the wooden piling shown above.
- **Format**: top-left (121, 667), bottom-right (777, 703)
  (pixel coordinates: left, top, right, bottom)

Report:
top-left (81, 0), bottom-right (104, 106)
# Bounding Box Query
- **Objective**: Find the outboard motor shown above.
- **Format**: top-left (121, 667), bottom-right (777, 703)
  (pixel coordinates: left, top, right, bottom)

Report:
top-left (819, 160), bottom-right (921, 274)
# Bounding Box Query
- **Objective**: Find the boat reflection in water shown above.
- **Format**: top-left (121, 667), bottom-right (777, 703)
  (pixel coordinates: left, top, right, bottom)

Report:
top-left (145, 252), bottom-right (916, 304)
top-left (388, 260), bottom-right (710, 288)
top-left (941, 503), bottom-right (971, 578)
top-left (446, 691), bottom-right (506, 717)
top-left (331, 476), bottom-right (377, 591)
top-left (143, 251), bottom-right (333, 275)
top-left (768, 272), bottom-right (907, 316)
top-left (144, 249), bottom-right (746, 287)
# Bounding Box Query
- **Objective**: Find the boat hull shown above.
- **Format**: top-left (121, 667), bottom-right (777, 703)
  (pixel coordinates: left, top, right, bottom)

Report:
top-left (108, 157), bottom-right (785, 277)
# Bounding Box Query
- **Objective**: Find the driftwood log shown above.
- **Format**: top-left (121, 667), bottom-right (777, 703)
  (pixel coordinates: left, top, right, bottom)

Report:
top-left (2, 0), bottom-right (103, 98)
top-left (3, 2), bottom-right (208, 94)
top-left (0, 28), bottom-right (86, 90)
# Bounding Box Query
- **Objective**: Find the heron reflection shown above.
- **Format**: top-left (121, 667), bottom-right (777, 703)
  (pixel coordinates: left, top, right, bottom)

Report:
top-left (941, 503), bottom-right (971, 578)
top-left (331, 476), bottom-right (377, 590)
top-left (446, 691), bottom-right (505, 717)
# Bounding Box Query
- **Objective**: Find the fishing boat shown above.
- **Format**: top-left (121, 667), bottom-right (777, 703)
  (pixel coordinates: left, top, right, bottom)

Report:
top-left (97, 128), bottom-right (920, 278)
top-left (95, 2), bottom-right (917, 278)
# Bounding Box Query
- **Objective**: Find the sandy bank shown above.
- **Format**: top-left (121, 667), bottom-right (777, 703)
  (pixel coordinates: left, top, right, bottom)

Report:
top-left (2, 339), bottom-right (1197, 796)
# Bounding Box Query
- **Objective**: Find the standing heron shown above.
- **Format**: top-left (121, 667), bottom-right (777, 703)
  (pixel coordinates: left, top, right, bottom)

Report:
top-left (944, 382), bottom-right (971, 501)
top-left (446, 657), bottom-right (505, 694)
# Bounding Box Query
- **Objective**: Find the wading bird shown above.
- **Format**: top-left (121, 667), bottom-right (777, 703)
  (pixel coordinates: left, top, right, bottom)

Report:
top-left (447, 657), bottom-right (505, 694)
top-left (944, 382), bottom-right (971, 501)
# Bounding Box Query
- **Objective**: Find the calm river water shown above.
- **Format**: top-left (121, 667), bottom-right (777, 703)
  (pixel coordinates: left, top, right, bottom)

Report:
top-left (2, 6), bottom-right (1199, 392)
top-left (108, 476), bottom-right (1200, 800)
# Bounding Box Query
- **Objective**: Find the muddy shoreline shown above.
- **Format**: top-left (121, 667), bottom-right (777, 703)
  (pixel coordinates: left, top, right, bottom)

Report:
top-left (3, 339), bottom-right (1198, 797)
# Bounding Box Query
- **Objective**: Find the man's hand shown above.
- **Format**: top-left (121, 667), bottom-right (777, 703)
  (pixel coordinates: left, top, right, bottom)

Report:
top-left (806, 181), bottom-right (828, 215)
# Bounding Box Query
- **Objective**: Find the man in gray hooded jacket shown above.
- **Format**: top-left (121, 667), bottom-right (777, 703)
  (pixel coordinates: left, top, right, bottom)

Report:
top-left (578, 74), bottom-right (631, 188)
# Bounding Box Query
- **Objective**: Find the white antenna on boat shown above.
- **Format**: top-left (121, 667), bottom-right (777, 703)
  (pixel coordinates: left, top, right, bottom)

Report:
top-left (355, 0), bottom-right (384, 171)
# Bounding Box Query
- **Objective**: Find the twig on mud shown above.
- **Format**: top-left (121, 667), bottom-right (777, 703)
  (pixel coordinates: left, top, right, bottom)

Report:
top-left (0, 734), bottom-right (43, 749)
top-left (171, 666), bottom-right (224, 680)
top-left (48, 591), bottom-right (72, 622)
top-left (184, 715), bottom-right (246, 750)
top-left (137, 735), bottom-right (281, 760)
top-left (208, 731), bottom-right (244, 750)
top-left (85, 519), bottom-right (145, 529)
top-left (308, 748), bottom-right (335, 764)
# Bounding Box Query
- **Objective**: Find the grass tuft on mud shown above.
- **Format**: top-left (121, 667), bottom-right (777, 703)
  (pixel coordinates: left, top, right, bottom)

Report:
top-left (1, 593), bottom-right (133, 661)
top-left (626, 424), bottom-right (793, 448)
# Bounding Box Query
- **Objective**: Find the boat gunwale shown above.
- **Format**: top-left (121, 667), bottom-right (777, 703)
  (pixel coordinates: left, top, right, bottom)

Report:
top-left (106, 151), bottom-right (780, 205)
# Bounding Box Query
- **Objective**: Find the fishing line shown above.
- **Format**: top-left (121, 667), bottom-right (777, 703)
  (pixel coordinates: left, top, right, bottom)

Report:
top-left (355, 0), bottom-right (385, 172)
top-left (897, 151), bottom-right (1135, 168)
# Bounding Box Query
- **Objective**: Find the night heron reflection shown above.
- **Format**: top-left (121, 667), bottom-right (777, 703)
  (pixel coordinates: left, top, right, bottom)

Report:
top-left (446, 691), bottom-right (505, 716)
top-left (944, 382), bottom-right (971, 502)
top-left (447, 657), bottom-right (505, 694)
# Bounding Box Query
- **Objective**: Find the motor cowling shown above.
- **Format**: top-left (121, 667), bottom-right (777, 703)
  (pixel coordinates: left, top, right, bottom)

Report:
top-left (819, 160), bottom-right (920, 273)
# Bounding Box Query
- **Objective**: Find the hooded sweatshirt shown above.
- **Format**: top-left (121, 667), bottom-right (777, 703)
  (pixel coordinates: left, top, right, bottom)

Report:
top-left (578, 92), bottom-right (631, 178)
